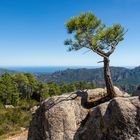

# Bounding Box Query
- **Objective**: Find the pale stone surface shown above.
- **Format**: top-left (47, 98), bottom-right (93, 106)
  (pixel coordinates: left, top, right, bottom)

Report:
top-left (5, 131), bottom-right (28, 140)
top-left (28, 92), bottom-right (89, 140)
top-left (75, 96), bottom-right (140, 140)
top-left (28, 87), bottom-right (140, 140)
top-left (5, 105), bottom-right (14, 109)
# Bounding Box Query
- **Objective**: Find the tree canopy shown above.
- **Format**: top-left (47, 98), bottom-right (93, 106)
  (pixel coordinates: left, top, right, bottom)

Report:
top-left (65, 12), bottom-right (125, 59)
top-left (0, 72), bottom-right (96, 105)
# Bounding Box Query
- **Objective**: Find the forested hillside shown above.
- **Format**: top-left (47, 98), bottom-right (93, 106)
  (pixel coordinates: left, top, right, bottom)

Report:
top-left (36, 66), bottom-right (140, 93)
top-left (0, 66), bottom-right (140, 93)
top-left (0, 72), bottom-right (95, 138)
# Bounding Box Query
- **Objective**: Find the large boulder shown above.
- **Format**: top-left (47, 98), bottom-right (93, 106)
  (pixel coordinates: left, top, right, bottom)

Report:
top-left (28, 88), bottom-right (138, 140)
top-left (74, 96), bottom-right (140, 140)
top-left (28, 92), bottom-right (89, 140)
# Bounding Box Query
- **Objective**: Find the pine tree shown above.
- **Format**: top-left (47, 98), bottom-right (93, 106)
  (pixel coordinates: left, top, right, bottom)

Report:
top-left (0, 73), bottom-right (19, 105)
top-left (65, 12), bottom-right (126, 98)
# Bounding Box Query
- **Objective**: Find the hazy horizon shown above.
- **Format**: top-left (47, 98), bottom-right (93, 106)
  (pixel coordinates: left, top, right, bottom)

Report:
top-left (0, 65), bottom-right (137, 73)
top-left (1, 65), bottom-right (138, 68)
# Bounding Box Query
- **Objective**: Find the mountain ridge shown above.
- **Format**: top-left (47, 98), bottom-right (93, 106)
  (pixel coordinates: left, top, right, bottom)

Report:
top-left (0, 68), bottom-right (16, 75)
top-left (36, 66), bottom-right (140, 93)
top-left (1, 66), bottom-right (140, 93)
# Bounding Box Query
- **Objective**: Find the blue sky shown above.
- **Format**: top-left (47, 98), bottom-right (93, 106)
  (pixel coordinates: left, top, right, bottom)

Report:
top-left (0, 0), bottom-right (139, 67)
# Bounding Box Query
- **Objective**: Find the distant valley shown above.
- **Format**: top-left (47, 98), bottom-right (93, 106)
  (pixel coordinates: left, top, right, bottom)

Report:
top-left (35, 66), bottom-right (140, 93)
top-left (0, 66), bottom-right (140, 93)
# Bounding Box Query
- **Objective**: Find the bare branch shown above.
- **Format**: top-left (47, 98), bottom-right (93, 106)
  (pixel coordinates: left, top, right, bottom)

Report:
top-left (97, 61), bottom-right (104, 63)
top-left (91, 48), bottom-right (109, 59)
top-left (85, 34), bottom-right (108, 59)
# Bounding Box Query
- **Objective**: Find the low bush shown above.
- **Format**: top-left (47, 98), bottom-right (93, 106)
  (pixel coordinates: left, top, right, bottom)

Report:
top-left (0, 108), bottom-right (31, 137)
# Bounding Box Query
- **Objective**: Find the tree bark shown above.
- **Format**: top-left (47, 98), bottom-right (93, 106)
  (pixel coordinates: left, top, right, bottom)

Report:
top-left (104, 57), bottom-right (116, 98)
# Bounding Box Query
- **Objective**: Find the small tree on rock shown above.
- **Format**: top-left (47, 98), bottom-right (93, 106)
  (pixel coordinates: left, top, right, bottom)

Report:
top-left (65, 12), bottom-right (126, 98)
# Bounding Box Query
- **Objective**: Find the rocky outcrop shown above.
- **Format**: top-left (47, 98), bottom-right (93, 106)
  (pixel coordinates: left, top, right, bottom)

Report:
top-left (28, 91), bottom-right (89, 140)
top-left (75, 96), bottom-right (140, 140)
top-left (28, 88), bottom-right (140, 140)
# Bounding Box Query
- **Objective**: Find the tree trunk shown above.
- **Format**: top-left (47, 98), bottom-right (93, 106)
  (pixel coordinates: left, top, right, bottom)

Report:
top-left (104, 57), bottom-right (116, 98)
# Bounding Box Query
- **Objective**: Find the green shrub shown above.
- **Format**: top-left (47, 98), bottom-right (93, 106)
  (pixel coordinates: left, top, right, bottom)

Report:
top-left (18, 99), bottom-right (38, 111)
top-left (0, 108), bottom-right (31, 136)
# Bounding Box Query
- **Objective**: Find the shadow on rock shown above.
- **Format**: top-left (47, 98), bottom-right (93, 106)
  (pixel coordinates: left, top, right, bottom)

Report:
top-left (74, 97), bottom-right (140, 140)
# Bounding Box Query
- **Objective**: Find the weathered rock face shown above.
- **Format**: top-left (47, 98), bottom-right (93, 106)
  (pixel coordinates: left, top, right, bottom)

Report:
top-left (28, 92), bottom-right (89, 140)
top-left (75, 96), bottom-right (140, 140)
top-left (28, 88), bottom-right (140, 140)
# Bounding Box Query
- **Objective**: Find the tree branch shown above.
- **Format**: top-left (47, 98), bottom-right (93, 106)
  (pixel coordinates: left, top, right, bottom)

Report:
top-left (106, 29), bottom-right (128, 56)
top-left (106, 45), bottom-right (116, 56)
top-left (91, 48), bottom-right (109, 59)
top-left (85, 34), bottom-right (108, 59)
top-left (97, 61), bottom-right (104, 63)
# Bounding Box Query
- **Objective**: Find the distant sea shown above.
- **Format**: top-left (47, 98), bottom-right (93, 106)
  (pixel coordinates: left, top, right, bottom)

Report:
top-left (3, 66), bottom-right (100, 73)
top-left (2, 66), bottom-right (135, 73)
